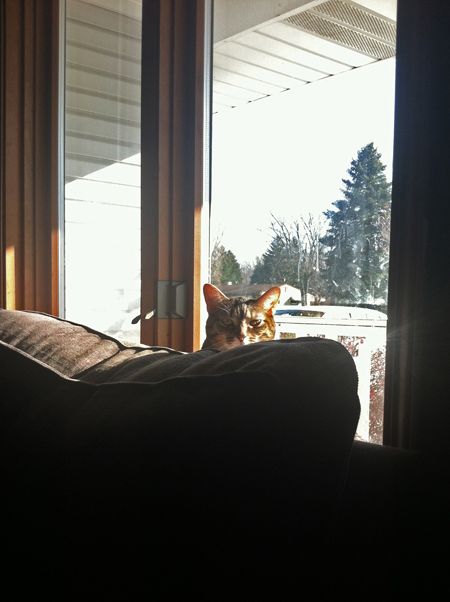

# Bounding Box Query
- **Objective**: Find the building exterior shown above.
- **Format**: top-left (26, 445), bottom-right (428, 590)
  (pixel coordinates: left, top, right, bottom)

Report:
top-left (218, 283), bottom-right (315, 305)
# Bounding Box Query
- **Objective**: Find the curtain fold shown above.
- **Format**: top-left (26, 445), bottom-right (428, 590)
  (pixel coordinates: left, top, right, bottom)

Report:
top-left (1, 0), bottom-right (59, 313)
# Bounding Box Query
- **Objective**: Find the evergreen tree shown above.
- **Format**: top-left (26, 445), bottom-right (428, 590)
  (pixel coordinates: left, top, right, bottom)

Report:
top-left (321, 143), bottom-right (391, 304)
top-left (220, 249), bottom-right (243, 284)
top-left (251, 233), bottom-right (296, 285)
top-left (250, 256), bottom-right (266, 286)
top-left (211, 242), bottom-right (242, 285)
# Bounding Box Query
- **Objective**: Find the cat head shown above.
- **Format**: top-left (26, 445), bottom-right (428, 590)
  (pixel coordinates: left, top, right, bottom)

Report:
top-left (202, 283), bottom-right (281, 351)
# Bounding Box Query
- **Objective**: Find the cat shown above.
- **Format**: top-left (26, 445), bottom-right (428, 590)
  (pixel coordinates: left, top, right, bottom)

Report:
top-left (202, 283), bottom-right (281, 351)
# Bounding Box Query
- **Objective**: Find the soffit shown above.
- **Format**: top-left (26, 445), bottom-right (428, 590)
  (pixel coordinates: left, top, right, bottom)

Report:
top-left (213, 0), bottom-right (397, 112)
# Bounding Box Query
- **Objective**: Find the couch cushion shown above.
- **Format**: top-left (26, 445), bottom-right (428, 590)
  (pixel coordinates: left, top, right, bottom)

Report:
top-left (1, 312), bottom-right (361, 595)
top-left (1, 310), bottom-right (360, 402)
top-left (0, 308), bottom-right (191, 381)
top-left (1, 341), bottom-right (360, 595)
top-left (60, 372), bottom-right (317, 592)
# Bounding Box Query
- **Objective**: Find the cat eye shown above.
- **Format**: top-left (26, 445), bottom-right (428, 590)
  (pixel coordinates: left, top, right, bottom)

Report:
top-left (250, 319), bottom-right (263, 327)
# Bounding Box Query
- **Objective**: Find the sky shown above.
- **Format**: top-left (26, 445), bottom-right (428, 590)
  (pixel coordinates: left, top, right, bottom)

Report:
top-left (210, 57), bottom-right (396, 266)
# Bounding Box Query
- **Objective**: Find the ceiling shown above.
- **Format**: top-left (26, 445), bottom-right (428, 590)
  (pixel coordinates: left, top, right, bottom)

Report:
top-left (213, 0), bottom-right (397, 112)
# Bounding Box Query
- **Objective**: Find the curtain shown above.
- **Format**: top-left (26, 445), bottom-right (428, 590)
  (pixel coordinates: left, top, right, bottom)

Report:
top-left (0, 0), bottom-right (59, 313)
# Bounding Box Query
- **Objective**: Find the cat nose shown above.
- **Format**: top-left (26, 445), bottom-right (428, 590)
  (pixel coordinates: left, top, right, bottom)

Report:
top-left (238, 330), bottom-right (248, 342)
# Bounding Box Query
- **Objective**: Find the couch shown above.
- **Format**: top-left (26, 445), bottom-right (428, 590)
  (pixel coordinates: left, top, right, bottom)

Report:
top-left (1, 309), bottom-right (423, 598)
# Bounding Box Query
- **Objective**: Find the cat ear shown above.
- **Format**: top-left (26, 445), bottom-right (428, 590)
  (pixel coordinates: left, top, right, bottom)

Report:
top-left (203, 283), bottom-right (229, 313)
top-left (256, 286), bottom-right (281, 314)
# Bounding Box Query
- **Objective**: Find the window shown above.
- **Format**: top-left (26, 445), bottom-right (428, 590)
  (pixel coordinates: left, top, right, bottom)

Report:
top-left (210, 0), bottom-right (397, 443)
top-left (62, 0), bottom-right (142, 343)
top-left (60, 0), bottom-right (208, 352)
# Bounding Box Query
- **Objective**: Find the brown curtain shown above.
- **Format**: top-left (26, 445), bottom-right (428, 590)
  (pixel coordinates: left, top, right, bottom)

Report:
top-left (384, 0), bottom-right (450, 455)
top-left (0, 0), bottom-right (59, 314)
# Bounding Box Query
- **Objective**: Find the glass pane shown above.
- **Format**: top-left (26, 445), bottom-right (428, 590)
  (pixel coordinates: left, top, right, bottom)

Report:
top-left (63, 0), bottom-right (142, 343)
top-left (211, 0), bottom-right (397, 444)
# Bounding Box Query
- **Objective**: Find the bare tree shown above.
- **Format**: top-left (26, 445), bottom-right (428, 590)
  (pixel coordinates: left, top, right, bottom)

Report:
top-left (240, 261), bottom-right (255, 286)
top-left (252, 214), bottom-right (325, 304)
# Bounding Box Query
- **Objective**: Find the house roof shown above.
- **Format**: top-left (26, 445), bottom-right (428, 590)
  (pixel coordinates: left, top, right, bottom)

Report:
top-left (218, 283), bottom-right (302, 300)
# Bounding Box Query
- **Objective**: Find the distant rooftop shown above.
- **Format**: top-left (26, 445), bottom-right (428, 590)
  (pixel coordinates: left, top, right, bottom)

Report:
top-left (216, 282), bottom-right (309, 303)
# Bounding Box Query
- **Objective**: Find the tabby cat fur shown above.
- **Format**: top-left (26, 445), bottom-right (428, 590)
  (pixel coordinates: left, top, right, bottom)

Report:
top-left (202, 283), bottom-right (281, 351)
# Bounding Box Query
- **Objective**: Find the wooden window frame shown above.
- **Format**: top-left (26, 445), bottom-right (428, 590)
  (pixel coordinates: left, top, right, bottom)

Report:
top-left (140, 0), bottom-right (211, 352)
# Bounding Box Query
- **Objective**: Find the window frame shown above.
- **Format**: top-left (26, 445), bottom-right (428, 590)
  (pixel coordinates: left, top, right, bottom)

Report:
top-left (140, 0), bottom-right (212, 352)
top-left (57, 0), bottom-right (211, 352)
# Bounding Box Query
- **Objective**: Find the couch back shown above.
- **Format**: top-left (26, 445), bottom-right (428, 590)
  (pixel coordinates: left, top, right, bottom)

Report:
top-left (1, 309), bottom-right (360, 596)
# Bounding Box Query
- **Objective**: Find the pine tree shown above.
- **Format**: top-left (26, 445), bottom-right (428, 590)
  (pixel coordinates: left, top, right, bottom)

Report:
top-left (210, 242), bottom-right (242, 285)
top-left (321, 143), bottom-right (391, 304)
top-left (251, 233), bottom-right (295, 285)
top-left (250, 256), bottom-right (266, 285)
top-left (220, 249), bottom-right (243, 284)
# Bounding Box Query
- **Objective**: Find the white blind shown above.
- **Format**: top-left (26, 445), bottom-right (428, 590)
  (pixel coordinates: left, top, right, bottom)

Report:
top-left (65, 0), bottom-right (141, 181)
